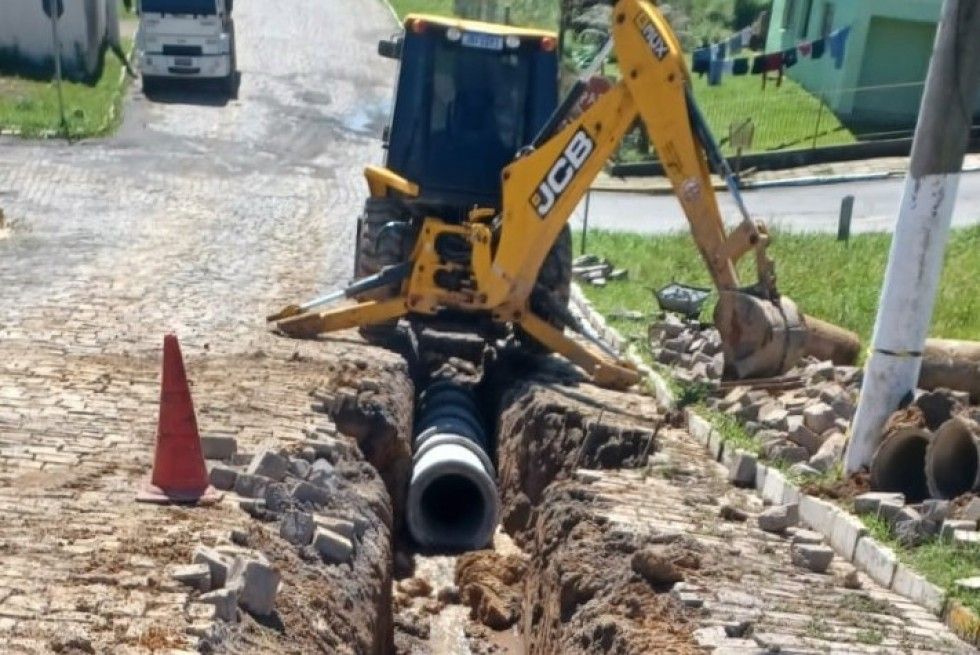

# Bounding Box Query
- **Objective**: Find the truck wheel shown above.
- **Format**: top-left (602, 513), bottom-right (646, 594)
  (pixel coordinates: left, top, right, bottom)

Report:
top-left (142, 75), bottom-right (160, 96)
top-left (353, 197), bottom-right (409, 344)
top-left (517, 225), bottom-right (573, 353)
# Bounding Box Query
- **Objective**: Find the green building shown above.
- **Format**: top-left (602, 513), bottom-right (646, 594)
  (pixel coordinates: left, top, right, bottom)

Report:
top-left (766, 0), bottom-right (979, 133)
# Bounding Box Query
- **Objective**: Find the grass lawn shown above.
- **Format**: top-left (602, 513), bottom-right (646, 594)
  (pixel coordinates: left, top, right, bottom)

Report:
top-left (0, 38), bottom-right (133, 138)
top-left (388, 0), bottom-right (453, 17)
top-left (579, 226), bottom-right (980, 349)
top-left (862, 515), bottom-right (980, 616)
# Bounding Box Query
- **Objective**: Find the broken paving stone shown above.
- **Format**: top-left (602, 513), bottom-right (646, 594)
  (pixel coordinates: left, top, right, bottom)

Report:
top-left (315, 515), bottom-right (359, 540)
top-left (200, 587), bottom-right (239, 623)
top-left (288, 457), bottom-right (311, 479)
top-left (894, 519), bottom-right (930, 548)
top-left (803, 403), bottom-right (836, 435)
top-left (953, 530), bottom-right (980, 548)
top-left (809, 431), bottom-right (846, 473)
top-left (313, 528), bottom-right (354, 564)
top-left (246, 448), bottom-right (289, 482)
top-left (209, 464), bottom-right (237, 491)
top-left (791, 544), bottom-right (834, 573)
top-left (632, 549), bottom-right (684, 589)
top-left (955, 577), bottom-right (980, 592)
top-left (193, 546), bottom-right (231, 589)
top-left (788, 463), bottom-right (821, 478)
top-left (806, 360), bottom-right (835, 382)
top-left (307, 458), bottom-right (335, 488)
top-left (758, 504), bottom-right (799, 533)
top-left (264, 483), bottom-right (293, 513)
top-left (292, 481), bottom-right (330, 506)
top-left (720, 504), bottom-right (749, 522)
top-left (854, 492), bottom-right (905, 515)
top-left (758, 403), bottom-right (789, 430)
top-left (876, 499), bottom-right (907, 525)
top-left (239, 498), bottom-right (270, 520)
top-left (941, 520), bottom-right (977, 542)
top-left (772, 444), bottom-right (810, 465)
top-left (201, 435), bottom-right (238, 461)
top-left (280, 511), bottom-right (316, 546)
top-left (727, 450), bottom-right (757, 487)
top-left (787, 422), bottom-right (825, 455)
top-left (228, 559), bottom-right (281, 617)
top-left (789, 529), bottom-right (824, 545)
top-left (171, 564), bottom-right (211, 592)
top-left (233, 473), bottom-right (269, 499)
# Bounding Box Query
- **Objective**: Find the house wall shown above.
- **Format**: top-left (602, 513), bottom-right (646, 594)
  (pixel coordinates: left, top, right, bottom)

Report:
top-left (0, 0), bottom-right (112, 80)
top-left (765, 0), bottom-right (952, 126)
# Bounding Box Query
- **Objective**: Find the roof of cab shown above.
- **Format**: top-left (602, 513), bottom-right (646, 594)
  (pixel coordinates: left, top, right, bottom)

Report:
top-left (404, 13), bottom-right (557, 39)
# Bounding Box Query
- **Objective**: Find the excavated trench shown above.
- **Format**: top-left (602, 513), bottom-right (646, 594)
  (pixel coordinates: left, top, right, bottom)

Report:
top-left (313, 334), bottom-right (699, 655)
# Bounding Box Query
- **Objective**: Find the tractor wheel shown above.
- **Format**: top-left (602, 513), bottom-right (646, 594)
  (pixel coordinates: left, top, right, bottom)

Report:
top-left (353, 197), bottom-right (408, 344)
top-left (518, 225), bottom-right (573, 353)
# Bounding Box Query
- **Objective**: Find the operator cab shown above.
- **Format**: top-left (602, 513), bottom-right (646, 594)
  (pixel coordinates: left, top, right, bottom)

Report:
top-left (379, 15), bottom-right (559, 216)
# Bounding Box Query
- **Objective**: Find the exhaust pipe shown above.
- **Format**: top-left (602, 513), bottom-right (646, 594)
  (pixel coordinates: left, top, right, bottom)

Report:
top-left (925, 417), bottom-right (980, 500)
top-left (407, 381), bottom-right (498, 551)
top-left (870, 427), bottom-right (932, 503)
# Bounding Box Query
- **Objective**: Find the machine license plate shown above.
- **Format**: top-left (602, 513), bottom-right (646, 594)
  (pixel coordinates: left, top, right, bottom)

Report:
top-left (174, 56), bottom-right (193, 66)
top-left (462, 32), bottom-right (504, 51)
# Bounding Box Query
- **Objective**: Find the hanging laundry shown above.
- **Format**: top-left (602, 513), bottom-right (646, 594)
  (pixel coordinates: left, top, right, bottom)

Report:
top-left (740, 27), bottom-right (753, 48)
top-left (722, 60), bottom-right (735, 75)
top-left (751, 54), bottom-right (766, 75)
top-left (708, 58), bottom-right (725, 86)
top-left (783, 48), bottom-right (799, 68)
top-left (811, 37), bottom-right (826, 60)
top-left (729, 33), bottom-right (743, 55)
top-left (715, 42), bottom-right (728, 61)
top-left (732, 57), bottom-right (750, 76)
top-left (798, 41), bottom-right (812, 57)
top-left (762, 52), bottom-right (784, 73)
top-left (692, 48), bottom-right (710, 76)
top-left (829, 26), bottom-right (852, 69)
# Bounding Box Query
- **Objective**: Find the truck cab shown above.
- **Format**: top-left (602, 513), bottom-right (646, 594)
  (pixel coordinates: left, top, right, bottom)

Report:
top-left (137, 0), bottom-right (236, 95)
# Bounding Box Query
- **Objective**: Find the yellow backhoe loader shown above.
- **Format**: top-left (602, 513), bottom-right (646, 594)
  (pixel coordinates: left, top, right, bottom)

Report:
top-left (269, 0), bottom-right (813, 389)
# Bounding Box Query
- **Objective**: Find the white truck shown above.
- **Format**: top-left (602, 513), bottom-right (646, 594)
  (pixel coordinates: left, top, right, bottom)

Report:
top-left (137, 0), bottom-right (236, 95)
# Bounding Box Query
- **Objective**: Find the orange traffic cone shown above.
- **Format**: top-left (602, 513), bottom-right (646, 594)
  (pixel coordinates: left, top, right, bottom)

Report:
top-left (137, 334), bottom-right (221, 505)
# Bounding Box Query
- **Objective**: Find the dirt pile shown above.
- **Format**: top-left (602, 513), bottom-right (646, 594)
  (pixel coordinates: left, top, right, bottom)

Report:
top-left (456, 551), bottom-right (528, 630)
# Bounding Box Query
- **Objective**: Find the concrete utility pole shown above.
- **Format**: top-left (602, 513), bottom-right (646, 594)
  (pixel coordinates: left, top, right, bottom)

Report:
top-left (845, 0), bottom-right (980, 473)
top-left (45, 0), bottom-right (68, 138)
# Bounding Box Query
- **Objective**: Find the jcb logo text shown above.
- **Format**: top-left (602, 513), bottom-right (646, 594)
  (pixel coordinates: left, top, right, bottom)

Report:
top-left (531, 129), bottom-right (595, 218)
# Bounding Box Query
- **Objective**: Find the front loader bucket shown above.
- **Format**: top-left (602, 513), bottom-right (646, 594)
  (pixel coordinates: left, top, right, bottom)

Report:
top-left (714, 291), bottom-right (807, 380)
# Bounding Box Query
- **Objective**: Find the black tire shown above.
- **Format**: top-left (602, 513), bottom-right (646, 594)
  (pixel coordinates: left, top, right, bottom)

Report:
top-left (353, 197), bottom-right (409, 343)
top-left (142, 75), bottom-right (160, 96)
top-left (518, 225), bottom-right (573, 352)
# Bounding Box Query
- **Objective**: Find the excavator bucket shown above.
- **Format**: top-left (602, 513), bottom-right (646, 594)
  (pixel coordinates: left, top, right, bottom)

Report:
top-left (714, 291), bottom-right (808, 380)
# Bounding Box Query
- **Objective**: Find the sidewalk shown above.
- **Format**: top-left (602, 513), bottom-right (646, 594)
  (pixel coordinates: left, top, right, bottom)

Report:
top-left (594, 152), bottom-right (980, 194)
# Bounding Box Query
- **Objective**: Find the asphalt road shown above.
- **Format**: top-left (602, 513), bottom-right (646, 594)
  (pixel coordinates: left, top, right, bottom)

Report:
top-left (573, 170), bottom-right (980, 235)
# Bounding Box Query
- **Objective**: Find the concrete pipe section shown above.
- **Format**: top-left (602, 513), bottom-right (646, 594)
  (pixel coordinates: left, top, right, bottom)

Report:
top-left (925, 417), bottom-right (980, 499)
top-left (407, 380), bottom-right (498, 551)
top-left (870, 427), bottom-right (932, 503)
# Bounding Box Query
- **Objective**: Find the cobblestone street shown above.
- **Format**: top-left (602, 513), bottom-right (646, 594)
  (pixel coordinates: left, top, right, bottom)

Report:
top-left (0, 0), bottom-right (398, 651)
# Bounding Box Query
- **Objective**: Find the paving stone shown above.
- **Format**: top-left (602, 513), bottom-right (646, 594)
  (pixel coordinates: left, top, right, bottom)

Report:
top-left (239, 498), bottom-right (269, 519)
top-left (789, 529), bottom-right (824, 545)
top-left (288, 457), bottom-right (311, 479)
top-left (941, 519), bottom-right (977, 542)
top-left (314, 515), bottom-right (359, 540)
top-left (803, 403), bottom-right (836, 435)
top-left (876, 499), bottom-right (907, 525)
top-left (280, 511), bottom-right (316, 546)
top-left (790, 544), bottom-right (834, 573)
top-left (829, 511), bottom-right (868, 560)
top-left (761, 468), bottom-right (787, 505)
top-left (961, 497), bottom-right (980, 523)
top-left (707, 429), bottom-right (725, 461)
top-left (313, 528), bottom-right (354, 564)
top-left (228, 558), bottom-right (280, 617)
top-left (754, 464), bottom-right (768, 493)
top-left (199, 587), bottom-right (239, 623)
top-left (853, 492), bottom-right (905, 515)
top-left (264, 482), bottom-right (293, 513)
top-left (292, 481), bottom-right (330, 506)
top-left (171, 563), bottom-right (211, 592)
top-left (854, 537), bottom-right (898, 588)
top-left (786, 422), bottom-right (825, 455)
top-left (758, 403), bottom-right (789, 430)
top-left (787, 462), bottom-right (820, 478)
top-left (307, 458), bottom-right (335, 487)
top-left (952, 530), bottom-right (980, 547)
top-left (771, 444), bottom-right (809, 465)
top-left (894, 519), bottom-right (931, 548)
top-left (193, 546), bottom-right (231, 589)
top-left (233, 473), bottom-right (270, 499)
top-left (727, 450), bottom-right (757, 488)
top-left (809, 432), bottom-right (846, 472)
top-left (209, 464), bottom-right (238, 491)
top-left (201, 435), bottom-right (238, 461)
top-left (757, 504), bottom-right (798, 533)
top-left (246, 448), bottom-right (289, 482)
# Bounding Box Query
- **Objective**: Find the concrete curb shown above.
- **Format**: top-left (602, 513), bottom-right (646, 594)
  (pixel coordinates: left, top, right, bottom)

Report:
top-left (568, 283), bottom-right (676, 408)
top-left (686, 406), bottom-right (978, 644)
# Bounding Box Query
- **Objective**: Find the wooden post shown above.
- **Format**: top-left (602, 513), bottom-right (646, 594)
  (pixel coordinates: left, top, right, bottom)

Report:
top-left (837, 195), bottom-right (854, 242)
top-left (846, 0), bottom-right (980, 473)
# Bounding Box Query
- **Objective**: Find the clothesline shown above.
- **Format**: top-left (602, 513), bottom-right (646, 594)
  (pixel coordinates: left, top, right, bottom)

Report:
top-left (692, 26), bottom-right (852, 87)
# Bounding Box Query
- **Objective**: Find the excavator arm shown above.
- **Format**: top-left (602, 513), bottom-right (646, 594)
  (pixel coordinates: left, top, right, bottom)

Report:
top-left (484, 0), bottom-right (806, 379)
